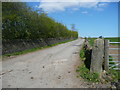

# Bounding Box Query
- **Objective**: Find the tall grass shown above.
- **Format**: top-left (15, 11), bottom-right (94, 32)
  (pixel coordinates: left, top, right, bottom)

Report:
top-left (87, 38), bottom-right (96, 47)
top-left (77, 43), bottom-right (99, 82)
top-left (77, 37), bottom-right (120, 83)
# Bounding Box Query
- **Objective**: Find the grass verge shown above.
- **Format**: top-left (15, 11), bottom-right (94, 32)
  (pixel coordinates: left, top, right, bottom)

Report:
top-left (79, 48), bottom-right (85, 61)
top-left (106, 68), bottom-right (120, 82)
top-left (87, 38), bottom-right (96, 47)
top-left (107, 55), bottom-right (120, 82)
top-left (3, 39), bottom-right (77, 58)
top-left (77, 38), bottom-right (120, 83)
top-left (76, 65), bottom-right (99, 82)
top-left (77, 43), bottom-right (99, 82)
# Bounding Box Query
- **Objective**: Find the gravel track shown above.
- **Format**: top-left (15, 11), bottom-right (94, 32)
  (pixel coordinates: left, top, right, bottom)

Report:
top-left (1, 38), bottom-right (86, 88)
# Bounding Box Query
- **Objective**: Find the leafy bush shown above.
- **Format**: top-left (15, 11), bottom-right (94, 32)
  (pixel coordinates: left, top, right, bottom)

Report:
top-left (80, 49), bottom-right (85, 60)
top-left (2, 2), bottom-right (78, 40)
top-left (76, 65), bottom-right (99, 82)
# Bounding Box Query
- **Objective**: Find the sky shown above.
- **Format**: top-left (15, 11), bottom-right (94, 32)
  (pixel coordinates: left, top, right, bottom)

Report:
top-left (26, 0), bottom-right (119, 37)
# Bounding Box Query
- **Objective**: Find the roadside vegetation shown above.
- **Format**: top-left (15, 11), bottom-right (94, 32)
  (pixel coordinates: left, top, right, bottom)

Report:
top-left (79, 48), bottom-right (85, 61)
top-left (2, 2), bottom-right (78, 56)
top-left (2, 2), bottom-right (78, 40)
top-left (76, 65), bottom-right (99, 82)
top-left (76, 44), bottom-right (99, 82)
top-left (87, 38), bottom-right (120, 82)
top-left (77, 37), bottom-right (120, 83)
top-left (87, 38), bottom-right (96, 46)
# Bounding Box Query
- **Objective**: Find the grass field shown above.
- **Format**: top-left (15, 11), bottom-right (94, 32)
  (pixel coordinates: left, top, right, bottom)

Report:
top-left (86, 37), bottom-right (120, 46)
top-left (105, 37), bottom-right (120, 46)
top-left (105, 37), bottom-right (120, 42)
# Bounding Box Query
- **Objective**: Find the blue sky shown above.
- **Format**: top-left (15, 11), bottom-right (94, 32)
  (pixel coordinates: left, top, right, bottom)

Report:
top-left (27, 1), bottom-right (118, 37)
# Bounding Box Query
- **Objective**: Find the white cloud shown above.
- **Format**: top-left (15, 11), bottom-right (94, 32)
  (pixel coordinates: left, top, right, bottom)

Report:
top-left (72, 8), bottom-right (79, 11)
top-left (17, 0), bottom-right (120, 2)
top-left (40, 0), bottom-right (119, 2)
top-left (38, 2), bottom-right (102, 12)
top-left (36, 0), bottom-right (120, 12)
top-left (39, 2), bottom-right (80, 12)
top-left (81, 11), bottom-right (88, 14)
top-left (98, 3), bottom-right (108, 7)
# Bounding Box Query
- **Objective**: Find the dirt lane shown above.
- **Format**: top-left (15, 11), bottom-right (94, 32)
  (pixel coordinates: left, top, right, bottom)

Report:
top-left (1, 39), bottom-right (85, 88)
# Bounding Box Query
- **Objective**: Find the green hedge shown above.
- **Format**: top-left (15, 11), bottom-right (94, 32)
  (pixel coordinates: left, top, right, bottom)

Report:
top-left (2, 2), bottom-right (78, 40)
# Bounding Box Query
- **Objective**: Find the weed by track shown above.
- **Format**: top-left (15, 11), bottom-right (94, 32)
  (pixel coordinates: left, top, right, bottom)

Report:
top-left (77, 38), bottom-right (120, 83)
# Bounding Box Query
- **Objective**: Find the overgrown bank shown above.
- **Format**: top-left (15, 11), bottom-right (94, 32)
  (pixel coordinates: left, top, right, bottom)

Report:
top-left (2, 2), bottom-right (78, 40)
top-left (76, 38), bottom-right (120, 88)
top-left (76, 41), bottom-right (99, 82)
top-left (2, 2), bottom-right (78, 55)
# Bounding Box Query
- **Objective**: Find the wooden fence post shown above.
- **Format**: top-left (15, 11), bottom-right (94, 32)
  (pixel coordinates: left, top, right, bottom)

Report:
top-left (104, 39), bottom-right (109, 71)
top-left (90, 38), bottom-right (104, 74)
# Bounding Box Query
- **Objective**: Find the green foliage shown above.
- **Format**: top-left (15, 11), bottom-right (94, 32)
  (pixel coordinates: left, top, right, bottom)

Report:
top-left (80, 49), bottom-right (85, 60)
top-left (77, 38), bottom-right (119, 83)
top-left (105, 37), bottom-right (120, 46)
top-left (76, 65), bottom-right (99, 82)
top-left (105, 37), bottom-right (120, 42)
top-left (107, 56), bottom-right (119, 82)
top-left (107, 69), bottom-right (120, 82)
top-left (87, 38), bottom-right (96, 47)
top-left (2, 2), bottom-right (78, 40)
top-left (77, 43), bottom-right (99, 82)
top-left (109, 56), bottom-right (115, 66)
top-left (86, 37), bottom-right (120, 46)
top-left (79, 43), bottom-right (86, 60)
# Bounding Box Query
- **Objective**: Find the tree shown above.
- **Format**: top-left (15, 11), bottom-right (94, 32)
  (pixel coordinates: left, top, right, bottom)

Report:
top-left (2, 2), bottom-right (78, 40)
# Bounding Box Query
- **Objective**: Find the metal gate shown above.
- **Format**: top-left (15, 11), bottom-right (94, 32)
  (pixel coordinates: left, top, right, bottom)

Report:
top-left (109, 42), bottom-right (120, 70)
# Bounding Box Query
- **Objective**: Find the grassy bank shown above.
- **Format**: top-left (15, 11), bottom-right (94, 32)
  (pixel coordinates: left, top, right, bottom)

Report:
top-left (77, 38), bottom-right (120, 83)
top-left (77, 44), bottom-right (99, 82)
top-left (87, 38), bottom-right (96, 46)
top-left (87, 37), bottom-right (120, 82)
top-left (3, 39), bottom-right (77, 58)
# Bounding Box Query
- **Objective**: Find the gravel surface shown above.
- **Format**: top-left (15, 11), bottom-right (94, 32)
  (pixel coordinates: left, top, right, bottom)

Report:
top-left (1, 38), bottom-right (88, 88)
top-left (1, 39), bottom-right (113, 88)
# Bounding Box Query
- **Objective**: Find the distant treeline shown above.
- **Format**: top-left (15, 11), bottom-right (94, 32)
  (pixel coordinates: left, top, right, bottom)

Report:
top-left (2, 2), bottom-right (78, 40)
